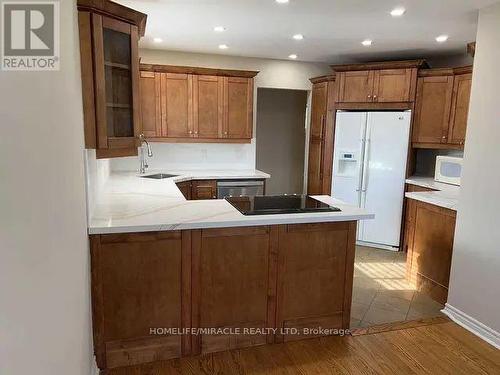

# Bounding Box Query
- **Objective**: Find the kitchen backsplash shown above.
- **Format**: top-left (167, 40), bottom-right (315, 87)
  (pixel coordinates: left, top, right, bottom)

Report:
top-left (84, 149), bottom-right (110, 222)
top-left (110, 142), bottom-right (256, 171)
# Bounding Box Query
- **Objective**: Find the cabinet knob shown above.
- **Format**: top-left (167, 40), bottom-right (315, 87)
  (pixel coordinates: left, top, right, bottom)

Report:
top-left (195, 131), bottom-right (198, 135)
top-left (373, 95), bottom-right (377, 101)
top-left (367, 95), bottom-right (372, 99)
top-left (188, 130), bottom-right (192, 134)
top-left (224, 131), bottom-right (228, 135)
top-left (442, 136), bottom-right (447, 140)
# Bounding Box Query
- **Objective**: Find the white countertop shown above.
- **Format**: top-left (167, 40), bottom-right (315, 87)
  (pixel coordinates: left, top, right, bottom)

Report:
top-left (405, 176), bottom-right (460, 211)
top-left (89, 170), bottom-right (374, 234)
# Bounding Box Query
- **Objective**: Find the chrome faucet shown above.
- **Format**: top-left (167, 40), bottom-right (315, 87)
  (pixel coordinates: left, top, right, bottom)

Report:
top-left (139, 134), bottom-right (153, 174)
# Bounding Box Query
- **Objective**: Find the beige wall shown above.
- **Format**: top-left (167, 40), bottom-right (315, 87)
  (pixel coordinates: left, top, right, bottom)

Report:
top-left (110, 49), bottom-right (331, 172)
top-left (139, 49), bottom-right (331, 91)
top-left (0, 0), bottom-right (93, 374)
top-left (446, 1), bottom-right (500, 344)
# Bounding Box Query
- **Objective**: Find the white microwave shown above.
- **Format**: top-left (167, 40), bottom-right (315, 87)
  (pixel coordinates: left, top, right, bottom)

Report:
top-left (435, 156), bottom-right (463, 186)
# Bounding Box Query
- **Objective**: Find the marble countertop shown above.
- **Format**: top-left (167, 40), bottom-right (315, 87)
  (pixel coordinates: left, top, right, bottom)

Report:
top-left (89, 170), bottom-right (374, 234)
top-left (405, 176), bottom-right (460, 211)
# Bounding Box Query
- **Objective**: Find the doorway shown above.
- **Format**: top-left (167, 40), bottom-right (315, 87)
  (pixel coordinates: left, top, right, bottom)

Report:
top-left (256, 88), bottom-right (308, 195)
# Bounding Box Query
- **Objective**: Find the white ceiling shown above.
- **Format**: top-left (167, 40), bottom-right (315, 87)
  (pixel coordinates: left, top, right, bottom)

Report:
top-left (117, 0), bottom-right (496, 63)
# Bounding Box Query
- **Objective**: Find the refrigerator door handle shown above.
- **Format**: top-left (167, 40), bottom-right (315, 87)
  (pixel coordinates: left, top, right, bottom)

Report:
top-left (356, 138), bottom-right (365, 192)
top-left (361, 138), bottom-right (370, 193)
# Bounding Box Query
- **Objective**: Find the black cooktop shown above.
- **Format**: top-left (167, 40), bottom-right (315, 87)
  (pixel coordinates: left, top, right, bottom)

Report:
top-left (225, 195), bottom-right (341, 215)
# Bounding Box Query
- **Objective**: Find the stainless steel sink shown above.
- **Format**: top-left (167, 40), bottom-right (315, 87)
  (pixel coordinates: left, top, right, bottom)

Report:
top-left (140, 173), bottom-right (178, 179)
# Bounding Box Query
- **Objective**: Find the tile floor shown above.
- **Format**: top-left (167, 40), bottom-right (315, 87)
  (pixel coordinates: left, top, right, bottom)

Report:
top-left (350, 245), bottom-right (445, 328)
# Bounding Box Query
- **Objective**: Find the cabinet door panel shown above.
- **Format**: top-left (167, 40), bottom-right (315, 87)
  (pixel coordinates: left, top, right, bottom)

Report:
top-left (448, 73), bottom-right (472, 145)
top-left (192, 226), bottom-right (276, 354)
top-left (338, 71), bottom-right (374, 103)
top-left (92, 14), bottom-right (140, 153)
top-left (374, 69), bottom-right (413, 102)
top-left (413, 76), bottom-right (454, 144)
top-left (193, 75), bottom-right (223, 138)
top-left (161, 73), bottom-right (193, 138)
top-left (276, 222), bottom-right (356, 341)
top-left (310, 82), bottom-right (328, 139)
top-left (409, 202), bottom-right (456, 304)
top-left (91, 231), bottom-right (188, 368)
top-left (307, 140), bottom-right (324, 195)
top-left (191, 180), bottom-right (217, 200)
top-left (139, 71), bottom-right (161, 137)
top-left (224, 77), bottom-right (253, 139)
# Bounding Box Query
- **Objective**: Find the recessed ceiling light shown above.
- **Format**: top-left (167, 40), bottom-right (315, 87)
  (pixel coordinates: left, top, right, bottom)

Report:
top-left (361, 39), bottom-right (373, 46)
top-left (214, 26), bottom-right (226, 32)
top-left (288, 54), bottom-right (298, 59)
top-left (436, 35), bottom-right (449, 43)
top-left (153, 37), bottom-right (163, 43)
top-left (390, 7), bottom-right (406, 17)
top-left (293, 34), bottom-right (304, 40)
top-left (219, 44), bottom-right (229, 50)
top-left (276, 0), bottom-right (289, 4)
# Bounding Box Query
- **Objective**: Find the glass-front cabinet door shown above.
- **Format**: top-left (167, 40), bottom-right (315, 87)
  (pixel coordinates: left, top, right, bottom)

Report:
top-left (92, 14), bottom-right (140, 157)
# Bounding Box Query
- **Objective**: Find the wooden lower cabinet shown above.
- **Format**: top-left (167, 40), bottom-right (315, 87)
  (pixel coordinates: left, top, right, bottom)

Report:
top-left (275, 222), bottom-right (356, 342)
top-left (402, 184), bottom-right (438, 253)
top-left (191, 180), bottom-right (217, 200)
top-left (90, 221), bottom-right (357, 370)
top-left (405, 199), bottom-right (456, 305)
top-left (191, 226), bottom-right (277, 355)
top-left (90, 231), bottom-right (191, 369)
top-left (175, 179), bottom-right (216, 200)
top-left (175, 181), bottom-right (192, 200)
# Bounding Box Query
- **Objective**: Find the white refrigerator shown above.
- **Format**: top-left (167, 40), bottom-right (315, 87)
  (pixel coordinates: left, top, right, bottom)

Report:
top-left (331, 111), bottom-right (411, 250)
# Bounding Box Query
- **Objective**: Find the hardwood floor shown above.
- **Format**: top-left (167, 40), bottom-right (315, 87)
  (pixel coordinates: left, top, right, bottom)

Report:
top-left (104, 322), bottom-right (500, 374)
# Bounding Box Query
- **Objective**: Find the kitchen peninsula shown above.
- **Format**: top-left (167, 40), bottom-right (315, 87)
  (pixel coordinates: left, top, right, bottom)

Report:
top-left (88, 170), bottom-right (373, 370)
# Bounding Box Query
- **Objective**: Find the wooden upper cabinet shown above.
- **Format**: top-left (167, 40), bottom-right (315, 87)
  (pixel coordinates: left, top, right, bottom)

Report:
top-left (338, 69), bottom-right (415, 103)
top-left (161, 73), bottom-right (193, 138)
top-left (77, 0), bottom-right (146, 158)
top-left (337, 71), bottom-right (374, 103)
top-left (193, 75), bottom-right (223, 139)
top-left (373, 69), bottom-right (415, 102)
top-left (332, 60), bottom-right (424, 104)
top-left (413, 75), bottom-right (454, 144)
top-left (310, 82), bottom-right (328, 139)
top-left (138, 65), bottom-right (257, 143)
top-left (223, 77), bottom-right (253, 139)
top-left (139, 71), bottom-right (161, 137)
top-left (448, 73), bottom-right (472, 145)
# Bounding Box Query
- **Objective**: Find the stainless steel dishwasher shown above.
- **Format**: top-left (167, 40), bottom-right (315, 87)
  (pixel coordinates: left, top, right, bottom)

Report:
top-left (217, 180), bottom-right (265, 198)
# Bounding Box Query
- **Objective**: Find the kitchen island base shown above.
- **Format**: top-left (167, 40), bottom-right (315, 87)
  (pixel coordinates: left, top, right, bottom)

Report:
top-left (90, 221), bottom-right (356, 370)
